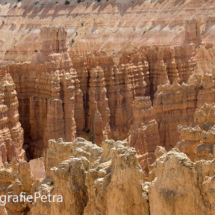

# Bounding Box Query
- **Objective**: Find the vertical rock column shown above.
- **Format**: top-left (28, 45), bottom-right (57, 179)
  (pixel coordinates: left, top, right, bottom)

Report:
top-left (87, 67), bottom-right (110, 144)
top-left (129, 96), bottom-right (160, 175)
top-left (147, 46), bottom-right (170, 99)
top-left (0, 73), bottom-right (25, 164)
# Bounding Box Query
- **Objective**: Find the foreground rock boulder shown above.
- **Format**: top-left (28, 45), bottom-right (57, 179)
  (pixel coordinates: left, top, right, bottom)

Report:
top-left (1, 138), bottom-right (215, 214)
top-left (149, 148), bottom-right (215, 214)
top-left (30, 138), bottom-right (149, 215)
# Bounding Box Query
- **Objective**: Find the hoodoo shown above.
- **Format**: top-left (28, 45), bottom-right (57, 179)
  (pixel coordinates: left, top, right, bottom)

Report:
top-left (0, 0), bottom-right (215, 214)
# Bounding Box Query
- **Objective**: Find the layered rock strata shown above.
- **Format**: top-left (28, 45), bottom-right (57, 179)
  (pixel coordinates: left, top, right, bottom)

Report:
top-left (154, 81), bottom-right (199, 148)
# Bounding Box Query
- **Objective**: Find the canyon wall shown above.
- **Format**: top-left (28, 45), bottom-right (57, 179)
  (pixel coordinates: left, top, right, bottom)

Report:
top-left (0, 24), bottom-right (198, 163)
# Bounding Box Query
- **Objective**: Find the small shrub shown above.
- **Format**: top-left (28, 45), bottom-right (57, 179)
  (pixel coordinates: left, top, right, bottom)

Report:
top-left (71, 38), bottom-right (75, 43)
top-left (50, 181), bottom-right (54, 185)
top-left (35, 2), bottom-right (39, 5)
top-left (97, 0), bottom-right (101, 2)
top-left (77, 0), bottom-right (81, 3)
top-left (18, 0), bottom-right (21, 2)
top-left (65, 0), bottom-right (70, 5)
top-left (81, 22), bottom-right (84, 26)
top-left (35, 50), bottom-right (37, 52)
top-left (76, 32), bottom-right (78, 36)
top-left (2, 20), bottom-right (4, 24)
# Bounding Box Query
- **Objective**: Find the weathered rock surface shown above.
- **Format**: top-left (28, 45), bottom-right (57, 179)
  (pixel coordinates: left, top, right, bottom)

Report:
top-left (130, 96), bottom-right (160, 175)
top-left (0, 73), bottom-right (24, 165)
top-left (149, 148), bottom-right (215, 215)
top-left (30, 138), bottom-right (149, 215)
top-left (1, 138), bottom-right (215, 214)
top-left (177, 103), bottom-right (215, 162)
top-left (154, 81), bottom-right (199, 148)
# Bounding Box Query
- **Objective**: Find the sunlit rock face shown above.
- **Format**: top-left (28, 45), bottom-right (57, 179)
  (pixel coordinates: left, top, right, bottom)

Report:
top-left (130, 96), bottom-right (160, 176)
top-left (177, 103), bottom-right (215, 162)
top-left (0, 73), bottom-right (24, 165)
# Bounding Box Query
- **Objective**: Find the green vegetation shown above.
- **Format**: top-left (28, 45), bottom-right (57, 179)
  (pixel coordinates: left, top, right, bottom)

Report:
top-left (65, 0), bottom-right (70, 5)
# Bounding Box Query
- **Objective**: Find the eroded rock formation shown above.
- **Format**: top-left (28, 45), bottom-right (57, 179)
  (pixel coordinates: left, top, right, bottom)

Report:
top-left (154, 81), bottom-right (199, 148)
top-left (185, 18), bottom-right (202, 46)
top-left (177, 103), bottom-right (215, 162)
top-left (148, 148), bottom-right (215, 215)
top-left (30, 138), bottom-right (149, 215)
top-left (0, 73), bottom-right (24, 165)
top-left (130, 96), bottom-right (160, 175)
top-left (1, 137), bottom-right (215, 214)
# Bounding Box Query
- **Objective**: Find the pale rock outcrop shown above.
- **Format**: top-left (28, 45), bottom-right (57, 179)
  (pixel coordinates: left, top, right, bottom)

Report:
top-left (83, 139), bottom-right (149, 215)
top-left (46, 137), bottom-right (102, 178)
top-left (149, 147), bottom-right (215, 214)
top-left (29, 157), bottom-right (46, 180)
top-left (0, 160), bottom-right (35, 214)
top-left (29, 138), bottom-right (149, 215)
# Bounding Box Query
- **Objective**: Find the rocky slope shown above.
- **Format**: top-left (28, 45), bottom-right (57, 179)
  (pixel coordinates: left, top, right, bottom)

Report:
top-left (0, 0), bottom-right (215, 62)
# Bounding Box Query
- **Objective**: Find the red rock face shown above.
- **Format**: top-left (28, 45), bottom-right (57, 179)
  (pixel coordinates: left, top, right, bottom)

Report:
top-left (0, 23), bottom-right (201, 167)
top-left (129, 96), bottom-right (160, 175)
top-left (177, 103), bottom-right (215, 162)
top-left (1, 19), bottom-right (213, 174)
top-left (0, 72), bottom-right (24, 164)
